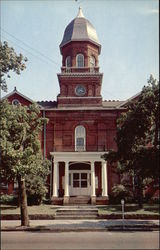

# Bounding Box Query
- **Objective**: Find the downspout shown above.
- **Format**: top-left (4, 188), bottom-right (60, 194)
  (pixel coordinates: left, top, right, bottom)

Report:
top-left (43, 110), bottom-right (46, 159)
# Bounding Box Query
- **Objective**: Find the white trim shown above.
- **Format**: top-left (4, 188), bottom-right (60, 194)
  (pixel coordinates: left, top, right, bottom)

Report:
top-left (40, 106), bottom-right (125, 111)
top-left (58, 96), bottom-right (101, 99)
top-left (117, 92), bottom-right (141, 108)
top-left (50, 151), bottom-right (107, 163)
top-left (58, 73), bottom-right (103, 77)
top-left (1, 88), bottom-right (44, 109)
top-left (1, 89), bottom-right (34, 103)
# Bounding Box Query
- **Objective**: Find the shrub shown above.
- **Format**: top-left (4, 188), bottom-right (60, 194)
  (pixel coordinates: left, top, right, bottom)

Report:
top-left (0, 194), bottom-right (18, 205)
top-left (111, 184), bottom-right (134, 204)
top-left (25, 175), bottom-right (48, 205)
top-left (25, 159), bottom-right (51, 205)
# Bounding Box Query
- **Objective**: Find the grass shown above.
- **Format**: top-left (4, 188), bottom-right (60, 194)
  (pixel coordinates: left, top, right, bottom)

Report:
top-left (1, 203), bottom-right (159, 216)
top-left (0, 204), bottom-right (57, 215)
top-left (98, 204), bottom-right (160, 215)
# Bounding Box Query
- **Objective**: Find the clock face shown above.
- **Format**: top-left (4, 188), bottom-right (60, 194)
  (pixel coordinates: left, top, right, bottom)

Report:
top-left (75, 85), bottom-right (86, 96)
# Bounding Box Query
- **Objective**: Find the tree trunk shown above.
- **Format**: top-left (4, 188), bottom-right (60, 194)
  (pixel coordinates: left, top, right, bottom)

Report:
top-left (18, 177), bottom-right (30, 227)
top-left (137, 177), bottom-right (143, 209)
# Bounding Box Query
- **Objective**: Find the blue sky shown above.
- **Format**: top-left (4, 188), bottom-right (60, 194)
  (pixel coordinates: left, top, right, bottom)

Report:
top-left (1, 0), bottom-right (159, 101)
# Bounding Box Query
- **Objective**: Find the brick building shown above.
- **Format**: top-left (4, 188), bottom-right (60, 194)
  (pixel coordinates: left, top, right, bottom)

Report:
top-left (1, 8), bottom-right (137, 205)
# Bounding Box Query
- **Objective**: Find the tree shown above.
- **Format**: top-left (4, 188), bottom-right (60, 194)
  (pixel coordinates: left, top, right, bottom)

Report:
top-left (0, 100), bottom-right (50, 226)
top-left (102, 75), bottom-right (159, 208)
top-left (0, 41), bottom-right (27, 94)
top-left (25, 160), bottom-right (50, 205)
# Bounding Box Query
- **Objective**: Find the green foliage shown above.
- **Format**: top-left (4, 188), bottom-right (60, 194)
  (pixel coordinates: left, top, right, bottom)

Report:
top-left (0, 99), bottom-right (50, 225)
top-left (111, 184), bottom-right (134, 204)
top-left (25, 160), bottom-right (51, 205)
top-left (0, 194), bottom-right (18, 205)
top-left (102, 75), bottom-right (159, 207)
top-left (0, 100), bottom-right (48, 181)
top-left (0, 41), bottom-right (27, 92)
top-left (103, 75), bottom-right (159, 176)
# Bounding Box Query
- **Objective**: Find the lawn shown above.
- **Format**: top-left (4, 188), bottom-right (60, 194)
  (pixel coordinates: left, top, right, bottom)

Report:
top-left (0, 204), bottom-right (57, 215)
top-left (1, 203), bottom-right (159, 216)
top-left (98, 204), bottom-right (160, 215)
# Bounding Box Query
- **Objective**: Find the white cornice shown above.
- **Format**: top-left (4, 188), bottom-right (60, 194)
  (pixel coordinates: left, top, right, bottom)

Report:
top-left (40, 106), bottom-right (125, 111)
top-left (50, 151), bottom-right (107, 163)
top-left (57, 73), bottom-right (103, 78)
top-left (58, 96), bottom-right (102, 99)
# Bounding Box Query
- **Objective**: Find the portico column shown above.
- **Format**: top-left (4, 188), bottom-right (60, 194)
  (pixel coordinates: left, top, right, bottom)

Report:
top-left (91, 161), bottom-right (96, 204)
top-left (53, 161), bottom-right (58, 197)
top-left (102, 161), bottom-right (108, 197)
top-left (64, 161), bottom-right (69, 204)
top-left (101, 163), bottom-right (103, 196)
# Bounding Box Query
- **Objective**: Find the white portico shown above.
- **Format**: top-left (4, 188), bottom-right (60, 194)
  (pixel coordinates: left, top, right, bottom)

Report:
top-left (50, 152), bottom-right (108, 205)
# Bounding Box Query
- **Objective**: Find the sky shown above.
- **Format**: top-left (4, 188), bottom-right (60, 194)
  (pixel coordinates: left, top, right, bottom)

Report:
top-left (1, 0), bottom-right (159, 102)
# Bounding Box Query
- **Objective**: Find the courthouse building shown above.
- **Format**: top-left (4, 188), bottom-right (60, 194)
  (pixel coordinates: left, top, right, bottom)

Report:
top-left (2, 8), bottom-right (137, 205)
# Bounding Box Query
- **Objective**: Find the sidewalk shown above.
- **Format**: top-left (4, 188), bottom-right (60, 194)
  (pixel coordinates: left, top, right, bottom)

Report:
top-left (1, 219), bottom-right (159, 232)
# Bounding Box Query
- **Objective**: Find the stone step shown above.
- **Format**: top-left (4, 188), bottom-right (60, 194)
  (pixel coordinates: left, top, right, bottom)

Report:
top-left (69, 197), bottom-right (91, 204)
top-left (56, 212), bottom-right (98, 215)
top-left (55, 215), bottom-right (98, 220)
top-left (55, 206), bottom-right (98, 219)
top-left (57, 208), bottom-right (98, 212)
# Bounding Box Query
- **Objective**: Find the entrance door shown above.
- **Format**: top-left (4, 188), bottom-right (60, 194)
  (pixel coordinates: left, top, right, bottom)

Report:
top-left (69, 170), bottom-right (91, 196)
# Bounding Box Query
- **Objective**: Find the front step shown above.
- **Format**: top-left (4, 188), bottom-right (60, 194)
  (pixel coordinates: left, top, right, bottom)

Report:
top-left (55, 206), bottom-right (98, 220)
top-left (69, 196), bottom-right (91, 205)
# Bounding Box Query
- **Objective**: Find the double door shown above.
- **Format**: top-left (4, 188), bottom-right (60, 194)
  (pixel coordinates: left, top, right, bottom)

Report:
top-left (69, 170), bottom-right (91, 196)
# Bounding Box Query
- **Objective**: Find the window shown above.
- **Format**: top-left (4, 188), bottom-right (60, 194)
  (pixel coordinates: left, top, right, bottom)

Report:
top-left (90, 56), bottom-right (96, 68)
top-left (76, 54), bottom-right (84, 67)
top-left (75, 125), bottom-right (86, 151)
top-left (12, 99), bottom-right (20, 105)
top-left (0, 182), bottom-right (8, 189)
top-left (66, 56), bottom-right (71, 67)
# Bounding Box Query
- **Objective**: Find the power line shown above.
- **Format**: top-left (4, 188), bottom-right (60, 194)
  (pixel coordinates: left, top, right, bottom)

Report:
top-left (1, 28), bottom-right (60, 67)
top-left (1, 34), bottom-right (59, 68)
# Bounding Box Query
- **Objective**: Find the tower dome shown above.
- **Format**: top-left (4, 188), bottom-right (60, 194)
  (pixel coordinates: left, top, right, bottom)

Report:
top-left (60, 7), bottom-right (101, 50)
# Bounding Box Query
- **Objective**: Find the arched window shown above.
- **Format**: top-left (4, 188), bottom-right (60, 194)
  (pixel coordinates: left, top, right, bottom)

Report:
top-left (76, 54), bottom-right (84, 68)
top-left (66, 56), bottom-right (71, 67)
top-left (75, 125), bottom-right (86, 151)
top-left (90, 56), bottom-right (96, 67)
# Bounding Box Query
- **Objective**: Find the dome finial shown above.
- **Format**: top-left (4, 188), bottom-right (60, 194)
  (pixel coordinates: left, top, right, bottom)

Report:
top-left (77, 6), bottom-right (84, 18)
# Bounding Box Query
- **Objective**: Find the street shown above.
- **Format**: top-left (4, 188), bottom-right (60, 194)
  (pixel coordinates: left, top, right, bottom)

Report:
top-left (1, 231), bottom-right (159, 250)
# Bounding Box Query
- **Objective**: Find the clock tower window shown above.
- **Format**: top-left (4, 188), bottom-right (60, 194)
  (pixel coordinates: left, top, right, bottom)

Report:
top-left (76, 54), bottom-right (84, 68)
top-left (90, 56), bottom-right (96, 67)
top-left (66, 56), bottom-right (71, 67)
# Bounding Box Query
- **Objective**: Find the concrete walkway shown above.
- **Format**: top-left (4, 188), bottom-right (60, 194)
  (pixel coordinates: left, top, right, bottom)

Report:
top-left (1, 219), bottom-right (159, 231)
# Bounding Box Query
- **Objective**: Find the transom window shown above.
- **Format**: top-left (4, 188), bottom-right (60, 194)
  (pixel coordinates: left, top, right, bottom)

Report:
top-left (90, 56), bottom-right (96, 67)
top-left (75, 125), bottom-right (86, 151)
top-left (66, 56), bottom-right (71, 67)
top-left (76, 54), bottom-right (84, 67)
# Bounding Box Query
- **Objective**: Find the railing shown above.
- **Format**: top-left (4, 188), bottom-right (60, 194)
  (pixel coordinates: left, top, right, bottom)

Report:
top-left (53, 145), bottom-right (106, 152)
top-left (61, 66), bottom-right (100, 74)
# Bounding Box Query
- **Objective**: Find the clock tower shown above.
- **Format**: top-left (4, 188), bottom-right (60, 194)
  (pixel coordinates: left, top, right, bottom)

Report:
top-left (57, 7), bottom-right (103, 107)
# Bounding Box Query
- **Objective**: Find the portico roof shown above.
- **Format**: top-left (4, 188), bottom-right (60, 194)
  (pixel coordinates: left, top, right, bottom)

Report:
top-left (50, 151), bottom-right (107, 163)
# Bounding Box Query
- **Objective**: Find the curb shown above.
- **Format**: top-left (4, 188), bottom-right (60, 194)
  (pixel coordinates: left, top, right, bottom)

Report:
top-left (1, 227), bottom-right (159, 232)
top-left (1, 214), bottom-right (160, 220)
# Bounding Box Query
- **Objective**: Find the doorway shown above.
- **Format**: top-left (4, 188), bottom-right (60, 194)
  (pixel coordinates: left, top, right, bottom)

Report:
top-left (69, 170), bottom-right (91, 196)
